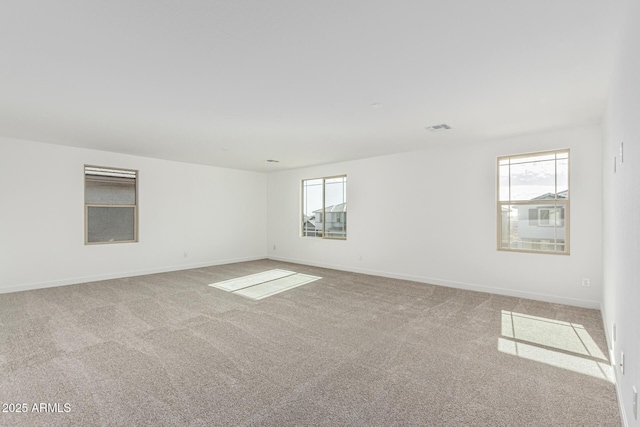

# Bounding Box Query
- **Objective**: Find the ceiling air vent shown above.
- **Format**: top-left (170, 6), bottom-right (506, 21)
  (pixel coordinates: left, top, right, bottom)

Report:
top-left (425, 124), bottom-right (452, 132)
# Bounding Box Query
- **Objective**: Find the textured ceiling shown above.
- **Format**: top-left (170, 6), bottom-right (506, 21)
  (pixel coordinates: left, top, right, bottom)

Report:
top-left (0, 0), bottom-right (626, 172)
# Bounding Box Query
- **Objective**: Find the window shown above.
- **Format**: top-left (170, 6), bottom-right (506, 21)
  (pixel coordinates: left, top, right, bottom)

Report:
top-left (498, 150), bottom-right (569, 254)
top-left (85, 165), bottom-right (138, 244)
top-left (302, 175), bottom-right (347, 239)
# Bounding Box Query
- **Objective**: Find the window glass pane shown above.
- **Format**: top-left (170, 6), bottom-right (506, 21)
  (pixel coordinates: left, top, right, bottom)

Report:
top-left (87, 207), bottom-right (135, 243)
top-left (556, 158), bottom-right (569, 198)
top-left (500, 205), bottom-right (511, 248)
top-left (499, 165), bottom-right (509, 201)
top-left (507, 205), bottom-right (522, 249)
top-left (324, 177), bottom-right (347, 238)
top-left (302, 179), bottom-right (323, 237)
top-left (86, 179), bottom-right (136, 204)
top-left (325, 177), bottom-right (347, 207)
top-left (501, 202), bottom-right (565, 252)
top-left (509, 159), bottom-right (556, 201)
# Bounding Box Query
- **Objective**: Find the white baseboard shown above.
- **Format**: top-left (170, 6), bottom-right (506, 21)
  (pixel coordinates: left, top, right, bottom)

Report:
top-left (267, 255), bottom-right (601, 309)
top-left (601, 304), bottom-right (628, 427)
top-left (0, 255), bottom-right (266, 294)
top-left (4, 254), bottom-right (601, 309)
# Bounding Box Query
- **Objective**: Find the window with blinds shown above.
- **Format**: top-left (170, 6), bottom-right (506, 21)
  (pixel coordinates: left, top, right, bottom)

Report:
top-left (85, 165), bottom-right (138, 244)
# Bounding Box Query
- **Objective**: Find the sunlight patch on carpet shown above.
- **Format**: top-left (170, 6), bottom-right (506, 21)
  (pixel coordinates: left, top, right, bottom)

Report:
top-left (499, 310), bottom-right (613, 382)
top-left (209, 269), bottom-right (321, 300)
top-left (210, 269), bottom-right (296, 292)
top-left (233, 273), bottom-right (321, 300)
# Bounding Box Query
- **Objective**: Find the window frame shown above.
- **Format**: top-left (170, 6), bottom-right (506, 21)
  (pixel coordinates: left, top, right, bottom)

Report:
top-left (301, 174), bottom-right (347, 240)
top-left (496, 149), bottom-right (570, 255)
top-left (84, 164), bottom-right (139, 245)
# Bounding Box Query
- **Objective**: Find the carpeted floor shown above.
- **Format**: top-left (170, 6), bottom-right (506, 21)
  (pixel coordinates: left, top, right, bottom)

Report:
top-left (0, 260), bottom-right (620, 426)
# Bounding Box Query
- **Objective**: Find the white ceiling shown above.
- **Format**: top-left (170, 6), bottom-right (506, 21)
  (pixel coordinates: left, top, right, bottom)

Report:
top-left (0, 1), bottom-right (625, 172)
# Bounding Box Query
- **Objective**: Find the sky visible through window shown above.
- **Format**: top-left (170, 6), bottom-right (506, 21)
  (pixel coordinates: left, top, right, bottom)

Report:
top-left (499, 152), bottom-right (568, 201)
top-left (303, 177), bottom-right (346, 217)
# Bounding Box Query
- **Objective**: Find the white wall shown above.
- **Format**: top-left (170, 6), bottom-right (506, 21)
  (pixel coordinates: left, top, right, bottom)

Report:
top-left (267, 123), bottom-right (603, 308)
top-left (0, 137), bottom-right (267, 292)
top-left (602, 0), bottom-right (640, 424)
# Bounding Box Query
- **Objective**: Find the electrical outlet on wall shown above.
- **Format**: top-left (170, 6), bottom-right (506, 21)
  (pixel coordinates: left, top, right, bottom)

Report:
top-left (621, 351), bottom-right (625, 374)
top-left (581, 278), bottom-right (590, 287)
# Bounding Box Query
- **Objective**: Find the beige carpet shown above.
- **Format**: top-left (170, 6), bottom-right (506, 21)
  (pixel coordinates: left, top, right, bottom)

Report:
top-left (0, 260), bottom-right (620, 426)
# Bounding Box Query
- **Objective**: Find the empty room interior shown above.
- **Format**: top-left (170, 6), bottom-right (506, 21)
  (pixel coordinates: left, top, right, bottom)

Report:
top-left (1, 1), bottom-right (639, 426)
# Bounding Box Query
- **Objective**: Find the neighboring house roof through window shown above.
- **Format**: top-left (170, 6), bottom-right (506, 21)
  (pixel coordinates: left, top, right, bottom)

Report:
top-left (313, 203), bottom-right (347, 214)
top-left (531, 190), bottom-right (568, 200)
